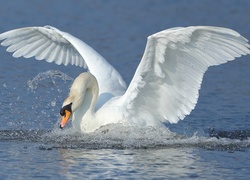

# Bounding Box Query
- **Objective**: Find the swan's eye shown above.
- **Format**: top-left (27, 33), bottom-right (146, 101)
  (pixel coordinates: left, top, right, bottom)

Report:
top-left (60, 103), bottom-right (72, 116)
top-left (60, 108), bottom-right (66, 116)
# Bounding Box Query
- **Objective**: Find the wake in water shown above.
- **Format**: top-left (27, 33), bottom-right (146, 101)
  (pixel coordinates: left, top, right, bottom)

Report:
top-left (46, 125), bottom-right (250, 151)
top-left (0, 125), bottom-right (249, 151)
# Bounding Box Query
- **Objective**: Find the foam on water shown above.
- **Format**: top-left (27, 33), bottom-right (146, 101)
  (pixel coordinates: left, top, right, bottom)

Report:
top-left (0, 125), bottom-right (249, 151)
top-left (45, 125), bottom-right (250, 150)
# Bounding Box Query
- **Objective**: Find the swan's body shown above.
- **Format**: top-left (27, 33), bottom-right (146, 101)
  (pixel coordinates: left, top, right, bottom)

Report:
top-left (0, 26), bottom-right (249, 132)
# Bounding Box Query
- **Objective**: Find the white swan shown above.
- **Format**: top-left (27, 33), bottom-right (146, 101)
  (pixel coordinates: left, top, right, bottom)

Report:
top-left (0, 26), bottom-right (249, 133)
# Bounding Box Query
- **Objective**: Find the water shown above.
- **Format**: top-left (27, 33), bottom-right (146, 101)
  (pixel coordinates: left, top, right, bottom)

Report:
top-left (0, 0), bottom-right (250, 179)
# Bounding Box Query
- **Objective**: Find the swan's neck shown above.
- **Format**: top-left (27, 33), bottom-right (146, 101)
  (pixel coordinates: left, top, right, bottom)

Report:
top-left (71, 73), bottom-right (99, 132)
top-left (72, 88), bottom-right (93, 131)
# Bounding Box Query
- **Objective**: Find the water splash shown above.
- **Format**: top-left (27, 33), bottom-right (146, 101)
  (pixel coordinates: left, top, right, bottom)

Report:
top-left (0, 125), bottom-right (249, 151)
top-left (19, 70), bottom-right (75, 129)
top-left (44, 125), bottom-right (250, 151)
top-left (2, 82), bottom-right (7, 88)
top-left (27, 70), bottom-right (73, 92)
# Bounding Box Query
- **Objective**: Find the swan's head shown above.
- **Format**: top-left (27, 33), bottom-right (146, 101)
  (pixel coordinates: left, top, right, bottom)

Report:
top-left (59, 72), bottom-right (99, 129)
top-left (59, 102), bottom-right (72, 129)
top-left (59, 94), bottom-right (80, 129)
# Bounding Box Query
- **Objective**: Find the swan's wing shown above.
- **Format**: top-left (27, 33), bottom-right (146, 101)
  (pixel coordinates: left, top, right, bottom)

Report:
top-left (120, 26), bottom-right (250, 126)
top-left (0, 26), bottom-right (126, 95)
top-left (0, 26), bottom-right (87, 67)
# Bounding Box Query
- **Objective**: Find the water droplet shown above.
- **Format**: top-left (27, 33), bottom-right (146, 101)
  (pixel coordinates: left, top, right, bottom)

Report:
top-left (2, 83), bottom-right (7, 88)
top-left (51, 101), bottom-right (56, 107)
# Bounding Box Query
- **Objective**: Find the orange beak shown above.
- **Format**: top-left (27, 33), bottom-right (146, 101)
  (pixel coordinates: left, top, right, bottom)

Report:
top-left (59, 110), bottom-right (71, 129)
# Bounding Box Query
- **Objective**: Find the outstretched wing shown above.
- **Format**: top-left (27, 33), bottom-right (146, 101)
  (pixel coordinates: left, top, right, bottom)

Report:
top-left (0, 26), bottom-right (86, 67)
top-left (120, 26), bottom-right (250, 126)
top-left (0, 26), bottom-right (126, 95)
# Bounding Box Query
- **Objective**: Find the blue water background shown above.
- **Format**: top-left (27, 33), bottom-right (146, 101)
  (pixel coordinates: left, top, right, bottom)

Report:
top-left (0, 0), bottom-right (250, 179)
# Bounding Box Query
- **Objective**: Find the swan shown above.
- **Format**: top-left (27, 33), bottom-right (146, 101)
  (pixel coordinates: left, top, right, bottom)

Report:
top-left (0, 26), bottom-right (249, 133)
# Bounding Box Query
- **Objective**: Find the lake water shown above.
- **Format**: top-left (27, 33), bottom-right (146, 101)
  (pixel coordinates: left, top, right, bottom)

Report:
top-left (0, 0), bottom-right (250, 179)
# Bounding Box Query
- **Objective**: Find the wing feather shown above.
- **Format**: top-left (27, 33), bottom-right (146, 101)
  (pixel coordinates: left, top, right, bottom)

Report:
top-left (34, 40), bottom-right (53, 60)
top-left (53, 45), bottom-right (63, 64)
top-left (55, 48), bottom-right (68, 65)
top-left (22, 38), bottom-right (48, 58)
top-left (120, 26), bottom-right (250, 126)
top-left (44, 42), bottom-right (57, 62)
